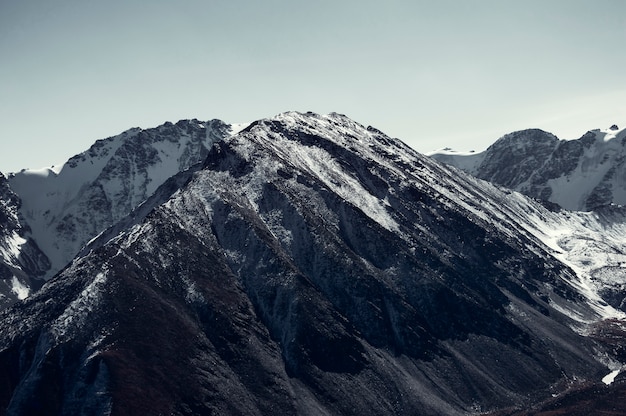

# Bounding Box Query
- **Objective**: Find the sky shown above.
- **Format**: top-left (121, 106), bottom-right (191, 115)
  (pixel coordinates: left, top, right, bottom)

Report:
top-left (1, 0), bottom-right (625, 173)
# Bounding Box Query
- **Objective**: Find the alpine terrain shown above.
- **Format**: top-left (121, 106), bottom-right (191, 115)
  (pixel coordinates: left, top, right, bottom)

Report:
top-left (0, 119), bottom-right (242, 306)
top-left (0, 173), bottom-right (49, 309)
top-left (429, 125), bottom-right (626, 211)
top-left (0, 112), bottom-right (626, 414)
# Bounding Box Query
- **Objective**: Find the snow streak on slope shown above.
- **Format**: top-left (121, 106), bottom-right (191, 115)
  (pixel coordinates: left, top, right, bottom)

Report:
top-left (523, 205), bottom-right (626, 322)
top-left (0, 232), bottom-right (30, 300)
top-left (546, 127), bottom-right (626, 211)
top-left (235, 112), bottom-right (402, 233)
top-left (9, 276), bottom-right (29, 300)
top-left (51, 270), bottom-right (108, 341)
top-left (0, 233), bottom-right (26, 270)
top-left (430, 159), bottom-right (626, 323)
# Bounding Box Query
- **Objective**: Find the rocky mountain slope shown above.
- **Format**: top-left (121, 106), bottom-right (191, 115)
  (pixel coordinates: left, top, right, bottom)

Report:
top-left (0, 119), bottom-right (239, 306)
top-left (429, 125), bottom-right (626, 211)
top-left (1, 112), bottom-right (625, 415)
top-left (0, 173), bottom-right (49, 308)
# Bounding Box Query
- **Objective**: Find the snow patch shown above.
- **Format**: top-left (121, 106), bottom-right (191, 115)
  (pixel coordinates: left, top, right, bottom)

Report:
top-left (0, 232), bottom-right (27, 263)
top-left (51, 271), bottom-right (108, 340)
top-left (241, 118), bottom-right (402, 234)
top-left (603, 368), bottom-right (621, 385)
top-left (229, 122), bottom-right (250, 136)
top-left (10, 277), bottom-right (29, 300)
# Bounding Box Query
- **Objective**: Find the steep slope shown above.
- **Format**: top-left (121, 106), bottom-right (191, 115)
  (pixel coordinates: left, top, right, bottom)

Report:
top-left (7, 118), bottom-right (237, 284)
top-left (429, 125), bottom-right (626, 211)
top-left (0, 112), bottom-right (622, 415)
top-left (0, 173), bottom-right (49, 308)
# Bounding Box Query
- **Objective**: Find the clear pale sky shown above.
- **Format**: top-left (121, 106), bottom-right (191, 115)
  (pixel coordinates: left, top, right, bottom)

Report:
top-left (1, 0), bottom-right (625, 173)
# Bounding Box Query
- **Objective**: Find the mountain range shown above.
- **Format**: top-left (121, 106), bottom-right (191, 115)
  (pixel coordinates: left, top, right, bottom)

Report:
top-left (429, 125), bottom-right (626, 211)
top-left (0, 119), bottom-right (242, 306)
top-left (1, 112), bottom-right (625, 414)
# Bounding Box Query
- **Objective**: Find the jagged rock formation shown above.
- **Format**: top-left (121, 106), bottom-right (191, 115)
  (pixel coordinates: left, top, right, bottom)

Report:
top-left (0, 112), bottom-right (624, 415)
top-left (0, 173), bottom-right (49, 308)
top-left (429, 126), bottom-right (626, 211)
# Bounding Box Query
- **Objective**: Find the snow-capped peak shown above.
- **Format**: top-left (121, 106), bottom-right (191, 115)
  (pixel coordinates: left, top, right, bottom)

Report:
top-left (430, 123), bottom-right (626, 211)
top-left (7, 118), bottom-right (234, 280)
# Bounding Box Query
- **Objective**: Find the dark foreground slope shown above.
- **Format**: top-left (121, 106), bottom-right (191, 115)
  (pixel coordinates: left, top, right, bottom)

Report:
top-left (0, 112), bottom-right (614, 415)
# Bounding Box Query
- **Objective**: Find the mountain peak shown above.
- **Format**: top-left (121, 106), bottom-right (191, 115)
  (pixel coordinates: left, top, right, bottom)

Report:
top-left (5, 118), bottom-right (235, 285)
top-left (489, 128), bottom-right (559, 151)
top-left (431, 123), bottom-right (626, 211)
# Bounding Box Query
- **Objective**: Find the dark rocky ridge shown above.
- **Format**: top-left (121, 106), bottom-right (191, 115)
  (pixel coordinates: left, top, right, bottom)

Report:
top-left (0, 112), bottom-right (617, 415)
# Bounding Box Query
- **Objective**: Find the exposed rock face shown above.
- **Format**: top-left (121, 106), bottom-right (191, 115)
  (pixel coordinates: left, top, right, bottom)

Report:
top-left (0, 173), bottom-right (49, 309)
top-left (430, 126), bottom-right (626, 211)
top-left (474, 129), bottom-right (560, 191)
top-left (0, 112), bottom-right (620, 415)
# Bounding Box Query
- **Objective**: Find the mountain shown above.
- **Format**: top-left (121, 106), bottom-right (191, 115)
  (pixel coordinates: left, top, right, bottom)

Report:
top-left (1, 112), bottom-right (625, 415)
top-left (429, 125), bottom-right (626, 211)
top-left (0, 172), bottom-right (49, 309)
top-left (0, 119), bottom-right (240, 306)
